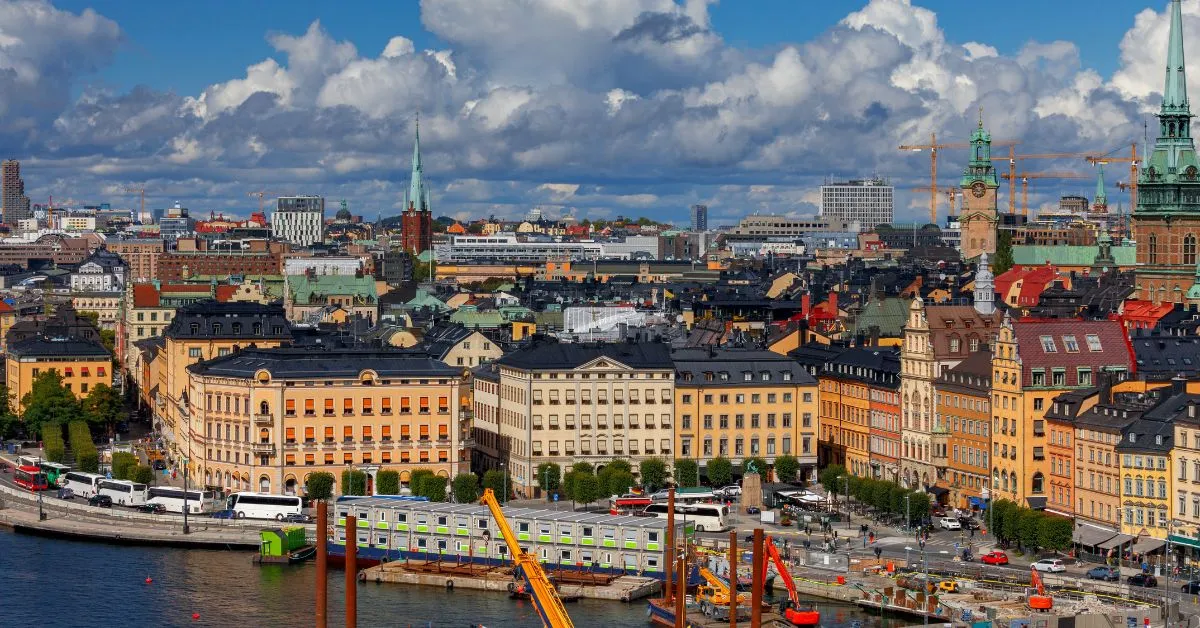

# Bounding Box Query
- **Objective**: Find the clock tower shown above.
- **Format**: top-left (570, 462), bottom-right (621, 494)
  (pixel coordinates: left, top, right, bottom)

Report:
top-left (959, 113), bottom-right (1000, 261)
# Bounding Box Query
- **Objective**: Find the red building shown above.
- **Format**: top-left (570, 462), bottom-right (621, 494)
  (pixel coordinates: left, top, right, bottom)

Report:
top-left (400, 122), bottom-right (432, 255)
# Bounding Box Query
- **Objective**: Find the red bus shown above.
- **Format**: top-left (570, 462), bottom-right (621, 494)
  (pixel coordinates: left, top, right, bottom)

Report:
top-left (609, 494), bottom-right (652, 515)
top-left (14, 465), bottom-right (50, 491)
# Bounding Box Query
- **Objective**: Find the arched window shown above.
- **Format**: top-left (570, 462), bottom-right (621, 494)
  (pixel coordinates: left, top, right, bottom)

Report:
top-left (1149, 235), bottom-right (1158, 264)
top-left (1031, 472), bottom-right (1044, 494)
top-left (259, 428), bottom-right (270, 443)
top-left (1009, 472), bottom-right (1017, 492)
top-left (1185, 234), bottom-right (1197, 265)
top-left (260, 400), bottom-right (269, 415)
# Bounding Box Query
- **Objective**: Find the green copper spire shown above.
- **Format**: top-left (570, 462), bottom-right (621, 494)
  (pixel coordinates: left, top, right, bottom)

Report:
top-left (1094, 164), bottom-right (1107, 205)
top-left (960, 107), bottom-right (998, 188)
top-left (406, 114), bottom-right (429, 212)
top-left (1164, 0), bottom-right (1190, 115)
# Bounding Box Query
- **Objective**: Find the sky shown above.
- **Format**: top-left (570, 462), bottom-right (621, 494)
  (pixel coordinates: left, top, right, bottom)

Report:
top-left (2, 0), bottom-right (1194, 225)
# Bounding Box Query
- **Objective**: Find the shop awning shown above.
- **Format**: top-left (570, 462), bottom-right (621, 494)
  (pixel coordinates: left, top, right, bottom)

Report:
top-left (926, 486), bottom-right (949, 497)
top-left (1130, 537), bottom-right (1166, 554)
top-left (1096, 533), bottom-right (1134, 550)
top-left (1025, 496), bottom-right (1047, 510)
top-left (1073, 526), bottom-right (1117, 547)
top-left (968, 496), bottom-right (988, 508)
top-left (1168, 534), bottom-right (1200, 550)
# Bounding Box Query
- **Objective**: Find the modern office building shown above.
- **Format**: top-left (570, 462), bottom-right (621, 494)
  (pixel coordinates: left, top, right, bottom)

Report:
top-left (272, 195), bottom-right (326, 246)
top-left (158, 202), bottom-right (195, 241)
top-left (690, 204), bottom-right (708, 232)
top-left (820, 178), bottom-right (893, 230)
top-left (2, 160), bottom-right (32, 225)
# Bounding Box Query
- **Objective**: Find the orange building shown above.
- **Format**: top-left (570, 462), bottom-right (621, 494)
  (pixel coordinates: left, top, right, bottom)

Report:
top-left (935, 352), bottom-right (993, 511)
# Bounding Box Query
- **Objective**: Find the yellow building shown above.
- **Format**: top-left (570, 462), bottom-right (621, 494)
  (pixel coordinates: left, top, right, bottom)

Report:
top-left (817, 347), bottom-right (900, 479)
top-left (157, 302), bottom-right (293, 470)
top-left (6, 336), bottom-right (113, 414)
top-left (0, 301), bottom-right (15, 351)
top-left (673, 349), bottom-right (819, 483)
top-left (72, 292), bottom-right (123, 330)
top-left (185, 347), bottom-right (462, 496)
top-left (1118, 418), bottom-right (1173, 540)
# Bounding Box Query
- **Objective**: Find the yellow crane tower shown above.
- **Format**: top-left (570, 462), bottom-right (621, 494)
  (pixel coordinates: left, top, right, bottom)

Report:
top-left (124, 185), bottom-right (146, 220)
top-left (999, 171), bottom-right (1091, 216)
top-left (480, 489), bottom-right (574, 628)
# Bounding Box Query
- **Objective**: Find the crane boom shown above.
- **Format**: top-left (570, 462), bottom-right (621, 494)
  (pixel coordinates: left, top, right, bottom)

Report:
top-left (480, 489), bottom-right (574, 628)
top-left (763, 536), bottom-right (799, 606)
top-left (699, 566), bottom-right (746, 606)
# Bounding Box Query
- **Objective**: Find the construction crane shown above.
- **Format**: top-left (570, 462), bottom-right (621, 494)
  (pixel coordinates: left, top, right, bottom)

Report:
top-left (696, 566), bottom-right (746, 619)
top-left (910, 187), bottom-right (960, 221)
top-left (479, 489), bottom-right (574, 628)
top-left (1006, 152), bottom-right (1099, 216)
top-left (999, 171), bottom-right (1091, 216)
top-left (247, 190), bottom-right (293, 213)
top-left (763, 536), bottom-right (819, 626)
top-left (897, 132), bottom-right (1018, 224)
top-left (1087, 143), bottom-right (1140, 207)
top-left (124, 185), bottom-right (146, 220)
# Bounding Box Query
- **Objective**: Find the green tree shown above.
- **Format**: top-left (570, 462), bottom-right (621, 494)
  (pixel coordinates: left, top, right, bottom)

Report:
top-left (871, 482), bottom-right (896, 514)
top-left (111, 451), bottom-right (137, 480)
top-left (83, 384), bottom-right (123, 434)
top-left (1000, 501), bottom-right (1023, 545)
top-left (1038, 515), bottom-right (1073, 552)
top-left (639, 458), bottom-right (669, 492)
top-left (535, 462), bottom-right (562, 497)
top-left (1018, 508), bottom-right (1042, 551)
top-left (99, 329), bottom-right (116, 355)
top-left (419, 475), bottom-right (448, 502)
top-left (990, 500), bottom-right (1017, 542)
top-left (375, 470), bottom-right (400, 495)
top-left (482, 469), bottom-right (510, 503)
top-left (572, 472), bottom-right (602, 509)
top-left (598, 466), bottom-right (636, 497)
top-left (340, 469), bottom-right (368, 496)
top-left (67, 421), bottom-right (98, 472)
top-left (818, 464), bottom-right (847, 496)
top-left (673, 459), bottom-right (699, 487)
top-left (772, 455), bottom-right (800, 483)
top-left (409, 468), bottom-right (435, 496)
top-left (452, 473), bottom-right (480, 503)
top-left (42, 424), bottom-right (65, 463)
top-left (707, 456), bottom-right (733, 488)
top-left (992, 231), bottom-right (1014, 274)
top-left (21, 371), bottom-right (80, 433)
top-left (306, 472), bottom-right (336, 500)
top-left (603, 460), bottom-right (631, 474)
top-left (78, 310), bottom-right (100, 326)
top-left (131, 465), bottom-right (155, 485)
top-left (76, 450), bottom-right (99, 473)
top-left (0, 383), bottom-right (15, 439)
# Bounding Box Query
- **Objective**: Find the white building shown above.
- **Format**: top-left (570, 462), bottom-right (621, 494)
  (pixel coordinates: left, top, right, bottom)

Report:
top-left (820, 178), bottom-right (894, 231)
top-left (282, 256), bottom-right (364, 276)
top-left (271, 195), bottom-right (325, 246)
top-left (70, 250), bottom-right (127, 292)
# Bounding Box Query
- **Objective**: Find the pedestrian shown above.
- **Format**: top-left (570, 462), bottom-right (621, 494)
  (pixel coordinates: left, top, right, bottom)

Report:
top-left (862, 535), bottom-right (867, 548)
top-left (833, 530), bottom-right (838, 540)
top-left (970, 527), bottom-right (975, 538)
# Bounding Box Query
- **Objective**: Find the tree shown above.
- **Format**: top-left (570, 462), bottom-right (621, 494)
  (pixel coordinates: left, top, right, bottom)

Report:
top-left (818, 464), bottom-right (847, 496)
top-left (306, 472), bottom-right (336, 500)
top-left (409, 468), bottom-right (435, 497)
top-left (772, 455), bottom-right (800, 483)
top-left (707, 457), bottom-right (733, 488)
top-left (535, 462), bottom-right (562, 497)
top-left (744, 456), bottom-right (769, 479)
top-left (452, 473), bottom-right (480, 503)
top-left (1038, 515), bottom-right (1073, 552)
top-left (375, 470), bottom-right (400, 495)
top-left (482, 469), bottom-right (510, 503)
top-left (42, 424), bottom-right (65, 463)
top-left (1000, 501), bottom-right (1023, 545)
top-left (419, 475), bottom-right (448, 502)
top-left (1018, 508), bottom-right (1042, 551)
top-left (99, 329), bottom-right (116, 355)
top-left (0, 383), bottom-right (15, 439)
top-left (68, 421), bottom-right (97, 472)
top-left (992, 231), bottom-right (1014, 274)
top-left (639, 458), bottom-right (669, 492)
top-left (341, 469), bottom-right (368, 496)
top-left (83, 384), bottom-right (123, 434)
top-left (990, 500), bottom-right (1017, 542)
top-left (572, 472), bottom-right (602, 509)
top-left (21, 371), bottom-right (80, 433)
top-left (76, 450), bottom-right (99, 473)
top-left (673, 459), bottom-right (699, 487)
top-left (111, 451), bottom-right (137, 480)
top-left (78, 310), bottom-right (100, 326)
top-left (598, 466), bottom-right (635, 497)
top-left (131, 465), bottom-right (155, 485)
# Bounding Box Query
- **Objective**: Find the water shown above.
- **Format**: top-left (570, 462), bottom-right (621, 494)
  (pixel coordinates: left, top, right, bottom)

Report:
top-left (1, 530), bottom-right (883, 627)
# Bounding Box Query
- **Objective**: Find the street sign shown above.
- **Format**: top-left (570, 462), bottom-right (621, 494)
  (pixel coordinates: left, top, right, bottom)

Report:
top-left (553, 494), bottom-right (559, 502)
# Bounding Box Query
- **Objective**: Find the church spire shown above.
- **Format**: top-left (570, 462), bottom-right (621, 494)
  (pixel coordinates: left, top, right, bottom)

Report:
top-left (1164, 0), bottom-right (1190, 115)
top-left (1094, 164), bottom-right (1108, 206)
top-left (406, 114), bottom-right (429, 213)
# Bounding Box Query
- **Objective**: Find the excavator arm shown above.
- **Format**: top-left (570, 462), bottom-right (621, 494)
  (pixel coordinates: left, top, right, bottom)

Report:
top-left (763, 536), bottom-right (800, 607)
top-left (1030, 567), bottom-right (1045, 596)
top-left (480, 489), bottom-right (574, 628)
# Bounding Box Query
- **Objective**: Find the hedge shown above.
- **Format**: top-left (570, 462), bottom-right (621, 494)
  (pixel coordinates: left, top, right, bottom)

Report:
top-left (42, 425), bottom-right (65, 464)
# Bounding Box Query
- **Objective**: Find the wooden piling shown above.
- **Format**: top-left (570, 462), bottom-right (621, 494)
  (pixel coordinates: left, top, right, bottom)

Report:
top-left (751, 528), bottom-right (763, 628)
top-left (345, 514), bottom-right (357, 628)
top-left (316, 500), bottom-right (328, 628)
top-left (729, 530), bottom-right (738, 628)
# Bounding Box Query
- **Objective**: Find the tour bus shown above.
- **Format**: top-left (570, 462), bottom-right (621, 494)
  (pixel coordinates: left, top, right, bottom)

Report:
top-left (37, 462), bottom-right (71, 486)
top-left (98, 479), bottom-right (149, 507)
top-left (643, 503), bottom-right (730, 532)
top-left (609, 494), bottom-right (653, 515)
top-left (228, 492), bottom-right (304, 520)
top-left (146, 487), bottom-right (224, 515)
top-left (14, 465), bottom-right (50, 491)
top-left (62, 471), bottom-right (106, 498)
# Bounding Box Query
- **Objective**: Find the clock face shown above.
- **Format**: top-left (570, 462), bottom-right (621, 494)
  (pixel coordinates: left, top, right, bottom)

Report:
top-left (971, 182), bottom-right (987, 198)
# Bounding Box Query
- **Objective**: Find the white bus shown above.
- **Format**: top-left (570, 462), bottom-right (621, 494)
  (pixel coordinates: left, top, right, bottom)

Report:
top-left (62, 472), bottom-right (105, 498)
top-left (98, 480), bottom-right (149, 507)
top-left (146, 487), bottom-right (224, 515)
top-left (229, 492), bottom-right (303, 520)
top-left (644, 503), bottom-right (730, 532)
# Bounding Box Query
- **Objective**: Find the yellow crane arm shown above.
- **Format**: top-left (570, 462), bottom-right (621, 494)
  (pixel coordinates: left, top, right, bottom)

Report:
top-left (699, 566), bottom-right (746, 605)
top-left (480, 489), bottom-right (574, 628)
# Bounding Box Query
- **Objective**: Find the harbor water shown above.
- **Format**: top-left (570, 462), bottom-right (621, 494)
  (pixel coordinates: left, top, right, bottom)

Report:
top-left (1, 530), bottom-right (887, 627)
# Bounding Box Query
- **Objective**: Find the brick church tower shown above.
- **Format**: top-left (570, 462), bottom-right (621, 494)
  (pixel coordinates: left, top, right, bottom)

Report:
top-left (400, 119), bottom-right (432, 256)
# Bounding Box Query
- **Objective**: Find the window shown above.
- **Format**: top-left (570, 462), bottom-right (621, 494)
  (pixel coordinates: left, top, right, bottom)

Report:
top-left (304, 426), bottom-right (315, 443)
top-left (1078, 368), bottom-right (1092, 387)
top-left (1085, 334), bottom-right (1103, 352)
top-left (1040, 336), bottom-right (1057, 353)
top-left (1052, 370), bottom-right (1065, 387)
top-left (1034, 398), bottom-right (1044, 411)
top-left (189, 348), bottom-right (202, 358)
top-left (1063, 336), bottom-right (1079, 352)
top-left (1149, 234), bottom-right (1158, 264)
top-left (1032, 370), bottom-right (1045, 387)
top-left (324, 426), bottom-right (334, 443)
top-left (1187, 234), bottom-right (1198, 265)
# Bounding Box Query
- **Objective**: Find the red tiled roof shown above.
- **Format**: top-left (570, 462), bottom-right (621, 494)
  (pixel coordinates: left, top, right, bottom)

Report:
top-left (1121, 300), bottom-right (1174, 322)
top-left (214, 285), bottom-right (237, 302)
top-left (132, 284), bottom-right (160, 307)
top-left (1013, 318), bottom-right (1134, 387)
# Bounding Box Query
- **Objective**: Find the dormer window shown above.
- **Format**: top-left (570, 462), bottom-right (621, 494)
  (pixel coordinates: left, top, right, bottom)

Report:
top-left (1129, 433), bottom-right (1137, 443)
top-left (1155, 435), bottom-right (1163, 446)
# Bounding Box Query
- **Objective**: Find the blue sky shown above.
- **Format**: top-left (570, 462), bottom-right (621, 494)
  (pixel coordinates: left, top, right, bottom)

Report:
top-left (5, 0), bottom-right (1193, 223)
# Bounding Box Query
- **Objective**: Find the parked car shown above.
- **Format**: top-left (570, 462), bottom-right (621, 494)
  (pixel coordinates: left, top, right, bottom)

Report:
top-left (151, 460), bottom-right (167, 471)
top-left (958, 517), bottom-right (981, 530)
top-left (1032, 559), bottom-right (1066, 573)
top-left (283, 513), bottom-right (312, 523)
top-left (1181, 580), bottom-right (1200, 594)
top-left (136, 503), bottom-right (166, 514)
top-left (56, 487), bottom-right (75, 500)
top-left (980, 551), bottom-right (1009, 565)
top-left (939, 517), bottom-right (962, 531)
top-left (1086, 567), bottom-right (1119, 581)
top-left (1128, 573), bottom-right (1158, 588)
top-left (745, 506), bottom-right (761, 515)
top-left (931, 506), bottom-right (947, 517)
top-left (88, 494), bottom-right (113, 508)
top-left (718, 485), bottom-right (742, 498)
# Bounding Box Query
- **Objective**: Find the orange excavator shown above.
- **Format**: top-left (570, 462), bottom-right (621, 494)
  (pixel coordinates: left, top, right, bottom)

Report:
top-left (764, 536), bottom-right (820, 626)
top-left (1027, 567), bottom-right (1053, 611)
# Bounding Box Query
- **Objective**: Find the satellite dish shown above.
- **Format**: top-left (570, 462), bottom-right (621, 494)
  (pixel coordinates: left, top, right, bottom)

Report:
top-left (675, 315), bottom-right (684, 323)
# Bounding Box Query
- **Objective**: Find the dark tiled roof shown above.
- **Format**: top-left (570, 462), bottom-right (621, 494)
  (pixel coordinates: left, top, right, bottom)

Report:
top-left (416, 322), bottom-right (476, 360)
top-left (164, 301), bottom-right (293, 340)
top-left (820, 346), bottom-right (901, 390)
top-left (496, 339), bottom-right (674, 370)
top-left (672, 348), bottom-right (817, 386)
top-left (1115, 418), bottom-right (1174, 454)
top-left (1131, 336), bottom-right (1200, 380)
top-left (936, 351), bottom-right (992, 394)
top-left (187, 348), bottom-right (458, 379)
top-left (8, 335), bottom-right (110, 358)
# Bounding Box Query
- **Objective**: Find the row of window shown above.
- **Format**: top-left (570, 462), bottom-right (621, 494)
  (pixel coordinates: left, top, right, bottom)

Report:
top-left (282, 424), bottom-right (451, 443)
top-left (283, 450), bottom-right (450, 465)
top-left (1037, 334), bottom-right (1104, 354)
top-left (937, 392), bottom-right (989, 413)
top-left (31, 366), bottom-right (107, 379)
top-left (1123, 476), bottom-right (1168, 499)
top-left (281, 397), bottom-right (451, 416)
top-left (692, 435), bottom-right (804, 457)
top-left (533, 438), bottom-right (671, 457)
top-left (952, 444), bottom-right (988, 469)
top-left (680, 392), bottom-right (809, 405)
top-left (533, 414), bottom-right (670, 430)
top-left (687, 412), bottom-right (806, 430)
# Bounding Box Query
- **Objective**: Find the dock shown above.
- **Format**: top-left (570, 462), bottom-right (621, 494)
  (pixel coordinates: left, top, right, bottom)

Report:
top-left (360, 560), bottom-right (661, 602)
top-left (0, 505), bottom-right (261, 549)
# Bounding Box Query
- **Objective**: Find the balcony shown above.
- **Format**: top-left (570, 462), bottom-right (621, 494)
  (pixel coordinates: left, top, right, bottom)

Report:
top-left (251, 442), bottom-right (275, 454)
top-left (254, 413), bottom-right (272, 426)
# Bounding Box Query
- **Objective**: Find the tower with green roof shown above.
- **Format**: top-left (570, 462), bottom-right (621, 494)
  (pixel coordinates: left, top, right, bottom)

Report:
top-left (959, 110), bottom-right (999, 261)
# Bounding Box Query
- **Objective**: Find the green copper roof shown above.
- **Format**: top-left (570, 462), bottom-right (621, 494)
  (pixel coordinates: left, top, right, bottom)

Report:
top-left (1095, 164), bottom-right (1107, 205)
top-left (406, 116), bottom-right (430, 212)
top-left (1012, 244), bottom-right (1135, 267)
top-left (852, 296), bottom-right (908, 338)
top-left (1164, 0), bottom-right (1190, 115)
top-left (1140, 0), bottom-right (1199, 194)
top-left (406, 289), bottom-right (449, 311)
top-left (287, 274), bottom-right (377, 305)
top-left (960, 113), bottom-right (999, 188)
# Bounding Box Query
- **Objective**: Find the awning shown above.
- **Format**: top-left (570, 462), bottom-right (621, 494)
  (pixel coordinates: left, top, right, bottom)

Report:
top-left (1130, 537), bottom-right (1167, 554)
top-left (1073, 526), bottom-right (1117, 547)
top-left (1097, 533), bottom-right (1135, 550)
top-left (926, 486), bottom-right (949, 497)
top-left (1168, 534), bottom-right (1200, 551)
top-left (1025, 496), bottom-right (1047, 510)
top-left (969, 497), bottom-right (988, 508)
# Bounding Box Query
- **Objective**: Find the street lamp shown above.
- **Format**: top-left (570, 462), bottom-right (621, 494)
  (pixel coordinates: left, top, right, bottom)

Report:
top-left (844, 476), bottom-right (851, 530)
top-left (905, 493), bottom-right (912, 532)
top-left (182, 459), bottom-right (190, 535)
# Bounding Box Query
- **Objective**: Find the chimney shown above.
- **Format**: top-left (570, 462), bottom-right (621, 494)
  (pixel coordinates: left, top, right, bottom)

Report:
top-left (801, 293), bottom-right (811, 319)
top-left (869, 325), bottom-right (881, 347)
top-left (1172, 376), bottom-right (1187, 396)
top-left (1098, 370), bottom-right (1115, 404)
